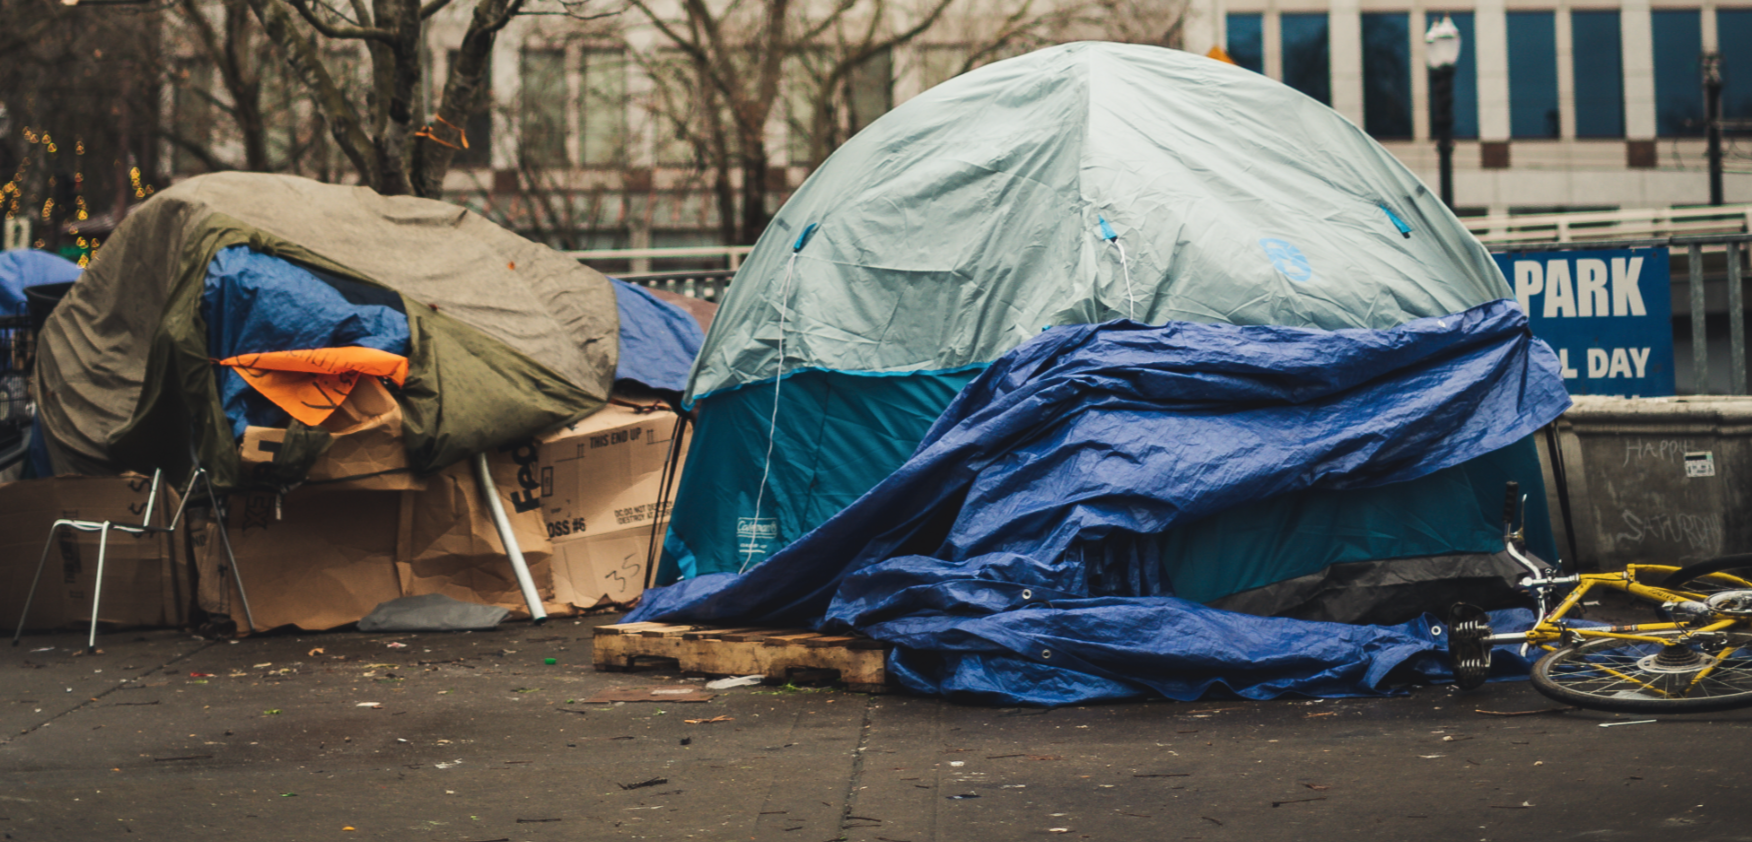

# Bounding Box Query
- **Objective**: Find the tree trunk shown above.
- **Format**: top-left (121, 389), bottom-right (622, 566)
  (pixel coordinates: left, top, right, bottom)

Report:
top-left (739, 133), bottom-right (770, 245)
top-left (704, 91), bottom-right (738, 247)
top-left (409, 0), bottom-right (519, 198)
top-left (243, 0), bottom-right (381, 186)
top-left (223, 0), bottom-right (273, 171)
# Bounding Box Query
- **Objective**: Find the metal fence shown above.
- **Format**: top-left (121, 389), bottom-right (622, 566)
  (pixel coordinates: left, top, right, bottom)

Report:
top-left (0, 316), bottom-right (33, 433)
top-left (563, 245), bottom-right (753, 276)
top-left (579, 226), bottom-right (1752, 397)
top-left (614, 269), bottom-right (736, 303)
top-left (1469, 205), bottom-right (1752, 246)
top-left (1489, 234), bottom-right (1752, 396)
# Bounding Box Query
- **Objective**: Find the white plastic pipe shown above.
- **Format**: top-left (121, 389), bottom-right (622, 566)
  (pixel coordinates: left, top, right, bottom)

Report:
top-left (473, 452), bottom-right (547, 624)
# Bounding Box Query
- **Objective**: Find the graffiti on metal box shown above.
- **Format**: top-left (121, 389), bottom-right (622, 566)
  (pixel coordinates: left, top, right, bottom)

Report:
top-left (1614, 509), bottom-right (1725, 553)
top-left (1621, 438), bottom-right (1701, 466)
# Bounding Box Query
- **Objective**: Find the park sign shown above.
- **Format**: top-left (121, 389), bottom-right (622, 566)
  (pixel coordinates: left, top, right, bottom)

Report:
top-left (1491, 247), bottom-right (1675, 397)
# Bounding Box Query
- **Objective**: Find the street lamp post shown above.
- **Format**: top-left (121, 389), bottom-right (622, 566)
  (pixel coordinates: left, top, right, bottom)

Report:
top-left (1426, 16), bottom-right (1462, 210)
top-left (1705, 52), bottom-right (1725, 206)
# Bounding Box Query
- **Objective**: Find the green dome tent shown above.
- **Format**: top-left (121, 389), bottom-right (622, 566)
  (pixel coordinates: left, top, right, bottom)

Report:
top-left (659, 41), bottom-right (1557, 622)
top-left (34, 172), bottom-right (617, 490)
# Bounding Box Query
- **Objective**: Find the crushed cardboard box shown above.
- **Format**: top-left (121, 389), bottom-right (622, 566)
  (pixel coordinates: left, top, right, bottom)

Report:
top-left (536, 400), bottom-right (690, 609)
top-left (4, 393), bottom-right (691, 633)
top-left (0, 474), bottom-right (187, 631)
top-left (238, 377), bottom-right (423, 492)
top-left (195, 444), bottom-right (559, 632)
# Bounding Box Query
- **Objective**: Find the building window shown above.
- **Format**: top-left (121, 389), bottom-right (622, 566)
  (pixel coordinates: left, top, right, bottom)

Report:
top-left (1720, 10), bottom-right (1752, 122)
top-left (1653, 10), bottom-right (1703, 137)
top-left (581, 48), bottom-right (628, 166)
top-left (847, 47), bottom-right (893, 134)
top-left (919, 44), bottom-right (971, 90)
top-left (1227, 14), bottom-right (1263, 73)
top-left (1506, 11), bottom-right (1559, 138)
top-left (519, 48), bottom-right (568, 168)
top-left (1281, 13), bottom-right (1331, 105)
top-left (1428, 12), bottom-right (1480, 139)
top-left (1362, 13), bottom-right (1411, 138)
top-left (649, 48), bottom-right (703, 167)
top-left (1571, 11), bottom-right (1624, 138)
top-left (784, 53), bottom-right (819, 166)
top-left (449, 50), bottom-right (493, 168)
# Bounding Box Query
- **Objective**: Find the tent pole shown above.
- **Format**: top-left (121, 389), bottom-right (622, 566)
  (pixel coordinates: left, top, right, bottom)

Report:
top-left (473, 452), bottom-right (547, 624)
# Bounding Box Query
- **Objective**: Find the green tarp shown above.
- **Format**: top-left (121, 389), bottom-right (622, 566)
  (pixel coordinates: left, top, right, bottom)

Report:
top-left (35, 173), bottom-right (616, 488)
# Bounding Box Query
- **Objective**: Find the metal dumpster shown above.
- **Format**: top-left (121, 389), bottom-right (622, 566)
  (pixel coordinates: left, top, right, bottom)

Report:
top-left (1541, 396), bottom-right (1752, 570)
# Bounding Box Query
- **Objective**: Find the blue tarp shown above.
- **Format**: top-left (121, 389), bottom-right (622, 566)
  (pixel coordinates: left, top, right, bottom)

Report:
top-left (631, 299), bottom-right (1571, 705)
top-left (0, 249), bottom-right (82, 315)
top-left (609, 278), bottom-right (704, 397)
top-left (202, 246), bottom-right (410, 438)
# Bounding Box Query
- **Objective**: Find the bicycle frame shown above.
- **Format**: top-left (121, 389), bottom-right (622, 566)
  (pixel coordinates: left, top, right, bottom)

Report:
top-left (1483, 565), bottom-right (1742, 647)
top-left (1481, 564), bottom-right (1752, 699)
top-left (1450, 483), bottom-right (1752, 708)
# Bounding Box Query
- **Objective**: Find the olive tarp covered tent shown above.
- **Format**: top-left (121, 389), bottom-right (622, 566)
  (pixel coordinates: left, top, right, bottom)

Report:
top-left (657, 41), bottom-right (1561, 623)
top-left (34, 173), bottom-right (617, 489)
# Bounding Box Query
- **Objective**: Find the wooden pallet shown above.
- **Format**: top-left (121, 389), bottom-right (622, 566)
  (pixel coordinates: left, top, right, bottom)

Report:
top-left (592, 623), bottom-right (892, 692)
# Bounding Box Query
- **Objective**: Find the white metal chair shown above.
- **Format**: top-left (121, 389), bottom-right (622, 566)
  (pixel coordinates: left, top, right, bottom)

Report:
top-left (11, 466), bottom-right (256, 653)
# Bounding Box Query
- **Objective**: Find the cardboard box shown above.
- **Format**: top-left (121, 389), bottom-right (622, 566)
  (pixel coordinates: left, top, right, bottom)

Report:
top-left (396, 449), bottom-right (558, 615)
top-left (0, 474), bottom-right (187, 631)
top-left (550, 520), bottom-right (670, 608)
top-left (196, 445), bottom-right (558, 632)
top-left (238, 377), bottom-right (423, 492)
top-left (192, 486), bottom-right (405, 631)
top-left (536, 400), bottom-right (690, 609)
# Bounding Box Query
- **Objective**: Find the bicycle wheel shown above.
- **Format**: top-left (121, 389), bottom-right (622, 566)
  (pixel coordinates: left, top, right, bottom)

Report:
top-left (1529, 631), bottom-right (1752, 713)
top-left (1662, 554), bottom-right (1752, 596)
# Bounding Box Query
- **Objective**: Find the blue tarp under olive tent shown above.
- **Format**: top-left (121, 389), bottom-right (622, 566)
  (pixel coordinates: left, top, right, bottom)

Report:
top-left (654, 41), bottom-right (1566, 629)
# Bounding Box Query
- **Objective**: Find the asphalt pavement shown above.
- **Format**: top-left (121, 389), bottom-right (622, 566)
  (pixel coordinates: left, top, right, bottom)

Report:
top-left (4, 616), bottom-right (1751, 841)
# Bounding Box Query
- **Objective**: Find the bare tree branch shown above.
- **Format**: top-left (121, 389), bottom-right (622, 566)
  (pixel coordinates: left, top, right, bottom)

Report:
top-left (243, 0), bottom-right (379, 182)
top-left (303, 0), bottom-right (367, 26)
top-left (157, 127), bottom-right (232, 173)
top-left (794, 0), bottom-right (858, 44)
top-left (624, 0), bottom-right (713, 73)
top-left (518, 0), bottom-right (624, 20)
top-left (285, 0), bottom-right (395, 42)
top-left (407, 0), bottom-right (526, 195)
top-left (343, 0), bottom-right (374, 27)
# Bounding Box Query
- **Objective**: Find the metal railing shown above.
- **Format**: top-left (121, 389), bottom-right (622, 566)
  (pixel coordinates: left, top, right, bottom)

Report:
top-left (1490, 234), bottom-right (1752, 396)
top-left (617, 269), bottom-right (736, 302)
top-left (564, 245), bottom-right (754, 274)
top-left (568, 212), bottom-right (1752, 393)
top-left (0, 316), bottom-right (33, 433)
top-left (1468, 205), bottom-right (1752, 246)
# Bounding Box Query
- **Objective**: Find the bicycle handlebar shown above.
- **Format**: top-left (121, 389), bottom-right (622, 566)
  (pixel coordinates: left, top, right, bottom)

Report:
top-left (1502, 481), bottom-right (1519, 533)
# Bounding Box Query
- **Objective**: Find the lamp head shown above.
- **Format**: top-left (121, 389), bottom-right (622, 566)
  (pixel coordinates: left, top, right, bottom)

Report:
top-left (1425, 16), bottom-right (1462, 69)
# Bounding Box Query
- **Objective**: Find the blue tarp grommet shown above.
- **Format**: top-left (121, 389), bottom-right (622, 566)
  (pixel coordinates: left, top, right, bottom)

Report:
top-left (1431, 625), bottom-right (1444, 637)
top-left (1021, 589), bottom-right (1033, 600)
top-left (1040, 648), bottom-right (1053, 660)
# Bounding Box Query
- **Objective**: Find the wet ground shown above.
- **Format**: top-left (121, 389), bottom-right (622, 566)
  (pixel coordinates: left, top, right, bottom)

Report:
top-left (4, 615), bottom-right (1751, 841)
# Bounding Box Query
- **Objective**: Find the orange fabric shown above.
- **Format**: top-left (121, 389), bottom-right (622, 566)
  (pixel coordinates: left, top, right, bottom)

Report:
top-left (218, 347), bottom-right (409, 428)
top-left (1206, 45), bottom-right (1238, 65)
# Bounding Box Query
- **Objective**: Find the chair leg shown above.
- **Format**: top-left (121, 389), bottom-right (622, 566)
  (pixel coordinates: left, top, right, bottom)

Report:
top-left (87, 522), bottom-right (111, 655)
top-left (12, 524), bottom-right (62, 647)
top-left (202, 471), bottom-right (256, 633)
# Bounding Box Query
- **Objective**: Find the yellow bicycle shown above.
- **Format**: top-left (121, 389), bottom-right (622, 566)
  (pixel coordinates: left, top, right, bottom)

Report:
top-left (1448, 483), bottom-right (1752, 713)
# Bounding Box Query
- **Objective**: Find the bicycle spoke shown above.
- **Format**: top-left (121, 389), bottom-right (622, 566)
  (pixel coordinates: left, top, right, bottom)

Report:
top-left (1535, 634), bottom-right (1752, 709)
